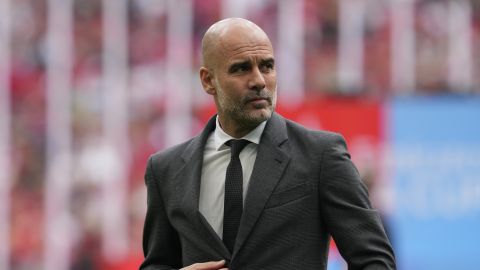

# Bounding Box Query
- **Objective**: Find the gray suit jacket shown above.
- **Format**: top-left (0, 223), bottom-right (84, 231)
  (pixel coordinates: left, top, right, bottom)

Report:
top-left (140, 113), bottom-right (396, 270)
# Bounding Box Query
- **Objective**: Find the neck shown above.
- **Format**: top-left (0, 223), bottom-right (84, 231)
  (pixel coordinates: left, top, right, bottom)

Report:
top-left (218, 116), bottom-right (258, 138)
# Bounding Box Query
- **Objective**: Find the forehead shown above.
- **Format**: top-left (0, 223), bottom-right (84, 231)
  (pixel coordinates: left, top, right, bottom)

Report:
top-left (216, 27), bottom-right (274, 63)
top-left (222, 43), bottom-right (273, 62)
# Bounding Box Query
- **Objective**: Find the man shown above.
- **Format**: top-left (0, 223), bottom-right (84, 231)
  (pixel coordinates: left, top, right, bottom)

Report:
top-left (140, 18), bottom-right (395, 270)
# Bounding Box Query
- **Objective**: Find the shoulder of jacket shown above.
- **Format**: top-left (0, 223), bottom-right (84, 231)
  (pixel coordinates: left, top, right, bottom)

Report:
top-left (283, 118), bottom-right (344, 143)
top-left (149, 138), bottom-right (194, 165)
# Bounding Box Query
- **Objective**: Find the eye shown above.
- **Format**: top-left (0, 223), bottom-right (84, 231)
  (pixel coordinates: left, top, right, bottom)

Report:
top-left (260, 61), bottom-right (275, 73)
top-left (229, 63), bottom-right (251, 74)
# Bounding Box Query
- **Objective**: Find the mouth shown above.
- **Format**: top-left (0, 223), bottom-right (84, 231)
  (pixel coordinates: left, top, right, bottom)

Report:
top-left (246, 97), bottom-right (269, 108)
top-left (245, 95), bottom-right (270, 104)
top-left (247, 97), bottom-right (268, 102)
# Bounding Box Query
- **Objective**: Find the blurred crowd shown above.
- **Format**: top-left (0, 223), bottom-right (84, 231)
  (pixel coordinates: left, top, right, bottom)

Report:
top-left (5, 0), bottom-right (480, 269)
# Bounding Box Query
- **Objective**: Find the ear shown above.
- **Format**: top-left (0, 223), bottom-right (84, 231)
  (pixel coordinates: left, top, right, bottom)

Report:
top-left (199, 67), bottom-right (216, 95)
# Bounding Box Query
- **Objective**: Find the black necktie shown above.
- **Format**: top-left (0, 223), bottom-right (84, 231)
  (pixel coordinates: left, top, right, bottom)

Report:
top-left (223, 139), bottom-right (249, 253)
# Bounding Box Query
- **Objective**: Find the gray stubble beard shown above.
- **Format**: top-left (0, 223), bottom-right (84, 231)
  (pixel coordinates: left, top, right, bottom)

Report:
top-left (217, 86), bottom-right (277, 130)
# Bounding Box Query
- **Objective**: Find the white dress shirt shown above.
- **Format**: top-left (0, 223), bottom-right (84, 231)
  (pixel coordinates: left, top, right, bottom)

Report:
top-left (199, 116), bottom-right (266, 238)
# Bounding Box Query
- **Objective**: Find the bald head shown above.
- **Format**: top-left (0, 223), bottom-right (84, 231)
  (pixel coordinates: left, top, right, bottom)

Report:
top-left (201, 18), bottom-right (273, 69)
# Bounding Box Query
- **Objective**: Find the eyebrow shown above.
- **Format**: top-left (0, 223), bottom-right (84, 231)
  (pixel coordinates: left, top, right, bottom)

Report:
top-left (229, 57), bottom-right (275, 68)
top-left (260, 58), bottom-right (275, 66)
top-left (229, 60), bottom-right (250, 68)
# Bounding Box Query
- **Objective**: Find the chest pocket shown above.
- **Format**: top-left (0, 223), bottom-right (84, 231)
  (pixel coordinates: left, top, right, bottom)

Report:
top-left (264, 182), bottom-right (311, 209)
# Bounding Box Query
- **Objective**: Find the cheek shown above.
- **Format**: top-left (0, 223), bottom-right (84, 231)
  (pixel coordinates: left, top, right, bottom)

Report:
top-left (215, 83), bottom-right (239, 106)
top-left (265, 73), bottom-right (277, 89)
top-left (220, 80), bottom-right (244, 98)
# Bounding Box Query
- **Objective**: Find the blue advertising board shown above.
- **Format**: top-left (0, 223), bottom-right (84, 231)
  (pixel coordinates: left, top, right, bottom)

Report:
top-left (388, 96), bottom-right (480, 270)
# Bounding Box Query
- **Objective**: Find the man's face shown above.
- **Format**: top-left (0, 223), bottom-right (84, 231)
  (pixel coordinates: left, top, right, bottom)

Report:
top-left (209, 27), bottom-right (277, 130)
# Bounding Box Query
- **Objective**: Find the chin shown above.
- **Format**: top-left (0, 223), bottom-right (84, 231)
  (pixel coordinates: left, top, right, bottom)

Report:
top-left (246, 109), bottom-right (272, 123)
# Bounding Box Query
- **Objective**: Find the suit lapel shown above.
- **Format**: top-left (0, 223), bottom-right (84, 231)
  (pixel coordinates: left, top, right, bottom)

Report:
top-left (234, 113), bottom-right (291, 256)
top-left (174, 115), bottom-right (230, 258)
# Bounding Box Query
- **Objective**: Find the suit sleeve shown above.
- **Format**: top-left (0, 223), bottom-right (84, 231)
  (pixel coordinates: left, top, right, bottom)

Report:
top-left (140, 156), bottom-right (182, 270)
top-left (318, 134), bottom-right (396, 270)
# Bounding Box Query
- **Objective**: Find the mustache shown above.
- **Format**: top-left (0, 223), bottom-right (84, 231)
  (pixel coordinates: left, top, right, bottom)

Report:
top-left (243, 90), bottom-right (272, 104)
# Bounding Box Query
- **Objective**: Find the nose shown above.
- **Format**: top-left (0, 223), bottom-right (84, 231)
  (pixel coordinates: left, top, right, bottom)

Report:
top-left (248, 66), bottom-right (266, 91)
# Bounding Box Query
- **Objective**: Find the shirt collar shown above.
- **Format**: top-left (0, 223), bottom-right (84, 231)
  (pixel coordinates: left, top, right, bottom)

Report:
top-left (214, 116), bottom-right (267, 151)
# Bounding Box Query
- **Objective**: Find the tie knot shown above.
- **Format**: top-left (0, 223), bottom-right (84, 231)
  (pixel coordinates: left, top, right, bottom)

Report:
top-left (227, 139), bottom-right (250, 157)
